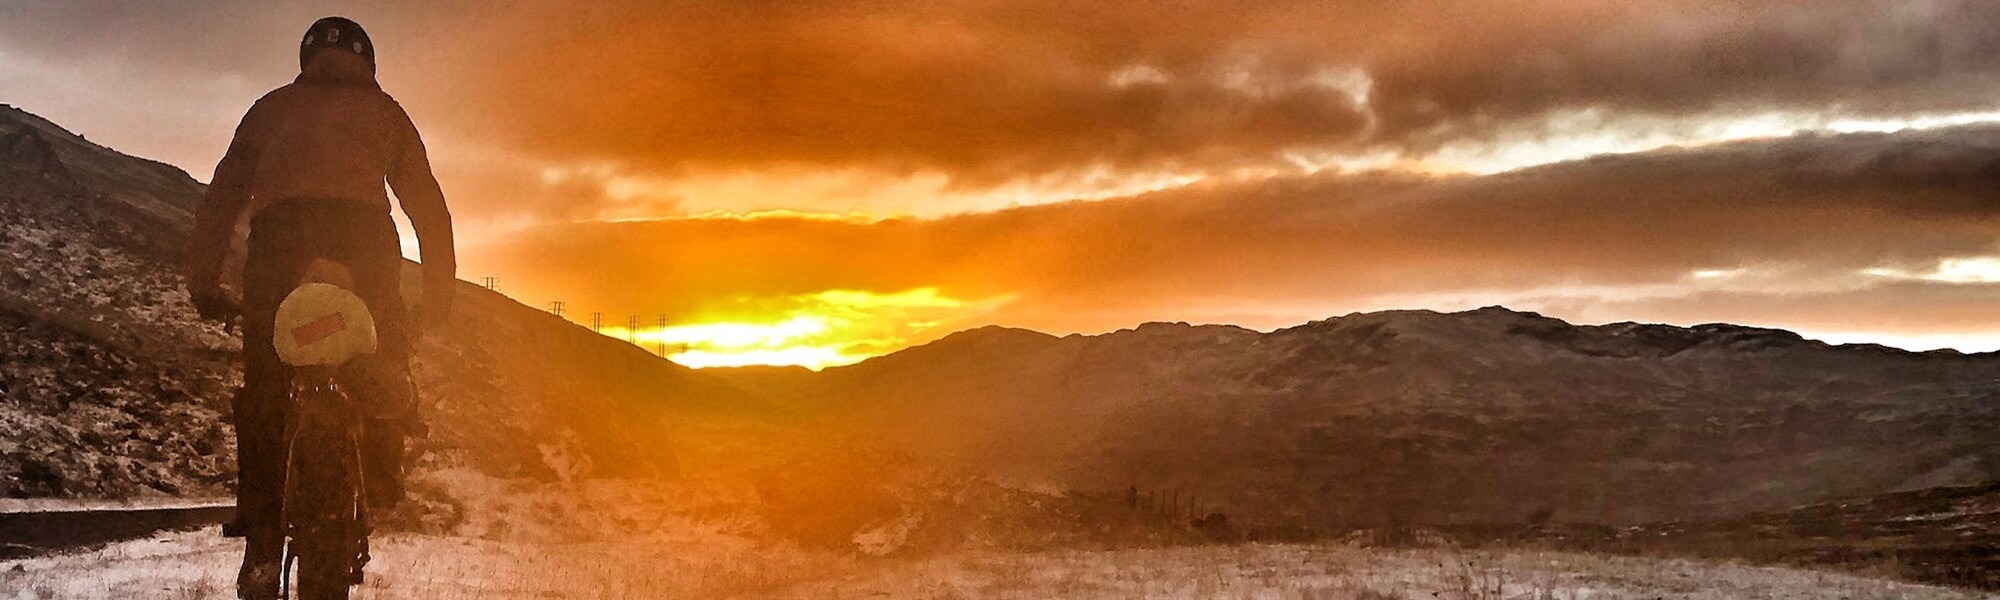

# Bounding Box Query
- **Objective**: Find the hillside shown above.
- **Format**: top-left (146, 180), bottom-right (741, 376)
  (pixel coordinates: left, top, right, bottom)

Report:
top-left (0, 104), bottom-right (757, 499)
top-left (754, 307), bottom-right (2000, 527)
top-left (1571, 480), bottom-right (2000, 589)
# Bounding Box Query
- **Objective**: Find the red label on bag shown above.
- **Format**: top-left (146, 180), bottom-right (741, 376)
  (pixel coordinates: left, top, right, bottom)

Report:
top-left (290, 312), bottom-right (349, 346)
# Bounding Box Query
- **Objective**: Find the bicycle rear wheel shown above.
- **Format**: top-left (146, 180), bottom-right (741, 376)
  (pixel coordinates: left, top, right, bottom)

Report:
top-left (284, 383), bottom-right (369, 600)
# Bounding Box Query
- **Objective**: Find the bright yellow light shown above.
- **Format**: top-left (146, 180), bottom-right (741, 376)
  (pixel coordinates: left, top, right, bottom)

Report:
top-left (652, 316), bottom-right (831, 348)
top-left (668, 347), bottom-right (853, 369)
top-left (595, 287), bottom-right (1012, 370)
top-left (676, 209), bottom-right (894, 223)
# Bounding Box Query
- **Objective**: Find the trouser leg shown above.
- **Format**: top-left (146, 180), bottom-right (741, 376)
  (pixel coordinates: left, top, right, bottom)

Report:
top-left (233, 351), bottom-right (289, 538)
top-left (236, 231), bottom-right (296, 599)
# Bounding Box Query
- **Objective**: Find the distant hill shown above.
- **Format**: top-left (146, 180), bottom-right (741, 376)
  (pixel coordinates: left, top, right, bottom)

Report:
top-left (748, 307), bottom-right (2000, 526)
top-left (0, 104), bottom-right (758, 499)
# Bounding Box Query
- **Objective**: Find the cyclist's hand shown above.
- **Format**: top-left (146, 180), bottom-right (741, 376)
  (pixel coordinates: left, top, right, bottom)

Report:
top-left (191, 287), bottom-right (240, 323)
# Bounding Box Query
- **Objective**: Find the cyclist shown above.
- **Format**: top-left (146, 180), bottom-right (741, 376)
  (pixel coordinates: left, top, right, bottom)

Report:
top-left (183, 16), bottom-right (454, 599)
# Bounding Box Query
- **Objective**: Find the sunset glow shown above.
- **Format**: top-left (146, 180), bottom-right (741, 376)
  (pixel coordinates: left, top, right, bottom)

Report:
top-left (595, 288), bottom-right (1010, 369)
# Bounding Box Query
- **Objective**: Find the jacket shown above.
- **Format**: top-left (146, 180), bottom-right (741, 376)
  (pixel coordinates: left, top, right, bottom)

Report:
top-left (186, 51), bottom-right (453, 316)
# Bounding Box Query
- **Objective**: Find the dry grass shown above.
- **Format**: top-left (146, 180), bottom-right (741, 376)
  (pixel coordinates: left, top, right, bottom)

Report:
top-left (769, 544), bottom-right (1994, 600)
top-left (0, 527), bottom-right (854, 599)
top-left (4, 532), bottom-right (1989, 600)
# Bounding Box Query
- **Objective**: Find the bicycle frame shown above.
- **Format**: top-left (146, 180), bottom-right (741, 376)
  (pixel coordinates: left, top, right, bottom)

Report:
top-left (272, 259), bottom-right (376, 600)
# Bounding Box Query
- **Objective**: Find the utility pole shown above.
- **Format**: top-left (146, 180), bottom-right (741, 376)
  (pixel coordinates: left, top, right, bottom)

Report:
top-left (548, 301), bottom-right (566, 319)
top-left (626, 315), bottom-right (639, 344)
top-left (656, 314), bottom-right (668, 356)
top-left (480, 276), bottom-right (497, 291)
top-left (590, 312), bottom-right (603, 333)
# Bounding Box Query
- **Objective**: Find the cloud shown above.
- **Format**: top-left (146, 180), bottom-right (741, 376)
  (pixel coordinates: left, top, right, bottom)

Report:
top-left (10, 1), bottom-right (2000, 194)
top-left (462, 124), bottom-right (2000, 345)
top-left (435, 1), bottom-right (2000, 181)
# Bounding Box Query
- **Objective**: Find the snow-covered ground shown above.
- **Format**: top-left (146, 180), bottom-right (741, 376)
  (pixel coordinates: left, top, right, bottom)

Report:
top-left (4, 530), bottom-right (1990, 600)
top-left (775, 544), bottom-right (2000, 600)
top-left (0, 527), bottom-right (847, 599)
top-left (0, 498), bottom-right (231, 514)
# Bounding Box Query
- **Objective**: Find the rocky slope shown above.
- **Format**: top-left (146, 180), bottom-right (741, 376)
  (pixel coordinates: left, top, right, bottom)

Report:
top-left (756, 307), bottom-right (2000, 528)
top-left (1594, 481), bottom-right (2000, 589)
top-left (1421, 480), bottom-right (2000, 590)
top-left (0, 104), bottom-right (758, 499)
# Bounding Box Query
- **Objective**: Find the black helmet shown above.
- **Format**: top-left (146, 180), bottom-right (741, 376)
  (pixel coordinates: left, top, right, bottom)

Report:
top-left (299, 17), bottom-right (374, 71)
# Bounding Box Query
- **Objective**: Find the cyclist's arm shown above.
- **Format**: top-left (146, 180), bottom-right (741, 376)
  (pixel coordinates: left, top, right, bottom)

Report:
top-left (386, 101), bottom-right (456, 322)
top-left (186, 101), bottom-right (264, 293)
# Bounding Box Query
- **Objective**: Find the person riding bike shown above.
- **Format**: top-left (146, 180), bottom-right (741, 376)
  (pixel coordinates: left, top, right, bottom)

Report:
top-left (184, 16), bottom-right (454, 599)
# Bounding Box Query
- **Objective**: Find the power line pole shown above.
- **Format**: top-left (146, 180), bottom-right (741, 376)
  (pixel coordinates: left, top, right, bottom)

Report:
top-left (590, 312), bottom-right (603, 333)
top-left (626, 315), bottom-right (638, 344)
top-left (656, 314), bottom-right (667, 356)
top-left (547, 301), bottom-right (566, 319)
top-left (480, 276), bottom-right (497, 291)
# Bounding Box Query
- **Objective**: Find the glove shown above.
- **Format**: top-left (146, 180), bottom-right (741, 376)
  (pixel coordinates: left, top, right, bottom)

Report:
top-left (418, 284), bottom-right (453, 329)
top-left (191, 286), bottom-right (241, 323)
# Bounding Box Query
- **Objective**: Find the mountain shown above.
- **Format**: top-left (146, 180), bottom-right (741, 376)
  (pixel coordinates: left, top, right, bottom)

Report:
top-left (0, 104), bottom-right (757, 499)
top-left (754, 307), bottom-right (2000, 527)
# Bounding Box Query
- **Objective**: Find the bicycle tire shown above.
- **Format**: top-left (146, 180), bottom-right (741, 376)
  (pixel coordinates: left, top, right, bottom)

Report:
top-left (284, 382), bottom-right (368, 600)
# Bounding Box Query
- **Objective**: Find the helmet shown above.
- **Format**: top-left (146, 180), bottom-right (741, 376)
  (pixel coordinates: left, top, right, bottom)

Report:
top-left (299, 16), bottom-right (374, 71)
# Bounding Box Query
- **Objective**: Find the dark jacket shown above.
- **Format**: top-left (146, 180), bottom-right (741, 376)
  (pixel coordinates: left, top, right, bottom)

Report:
top-left (187, 51), bottom-right (453, 317)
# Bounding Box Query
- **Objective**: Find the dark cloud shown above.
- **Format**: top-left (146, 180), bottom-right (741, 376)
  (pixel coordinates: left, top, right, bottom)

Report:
top-left (439, 0), bottom-right (2000, 177)
top-left (1362, 1), bottom-right (2000, 147)
top-left (1542, 282), bottom-right (2000, 339)
top-left (434, 159), bottom-right (680, 225)
top-left (465, 125), bottom-right (2000, 336)
top-left (11, 1), bottom-right (1999, 185)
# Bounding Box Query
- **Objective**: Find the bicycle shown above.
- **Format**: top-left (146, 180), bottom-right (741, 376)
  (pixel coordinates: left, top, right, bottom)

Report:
top-left (269, 258), bottom-right (380, 600)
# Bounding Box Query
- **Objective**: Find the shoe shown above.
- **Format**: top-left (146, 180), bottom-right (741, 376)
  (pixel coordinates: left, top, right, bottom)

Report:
top-left (347, 532), bottom-right (371, 585)
top-left (236, 559), bottom-right (280, 600)
top-left (237, 534), bottom-right (283, 600)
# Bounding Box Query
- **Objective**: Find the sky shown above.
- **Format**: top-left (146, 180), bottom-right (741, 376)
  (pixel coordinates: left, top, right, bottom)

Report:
top-left (6, 0), bottom-right (2000, 368)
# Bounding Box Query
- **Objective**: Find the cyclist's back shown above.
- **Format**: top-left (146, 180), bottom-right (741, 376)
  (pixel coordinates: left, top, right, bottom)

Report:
top-left (202, 34), bottom-right (452, 253)
top-left (245, 58), bottom-right (410, 209)
top-left (183, 16), bottom-right (454, 600)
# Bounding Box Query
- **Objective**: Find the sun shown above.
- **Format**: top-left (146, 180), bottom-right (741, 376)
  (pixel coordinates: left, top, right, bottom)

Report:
top-left (595, 287), bottom-right (1012, 370)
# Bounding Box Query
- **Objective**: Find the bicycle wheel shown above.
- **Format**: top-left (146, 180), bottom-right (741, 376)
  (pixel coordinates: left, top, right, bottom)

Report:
top-left (285, 383), bottom-right (367, 600)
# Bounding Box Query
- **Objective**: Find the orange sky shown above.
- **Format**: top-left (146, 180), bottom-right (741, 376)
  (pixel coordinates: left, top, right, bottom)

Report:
top-left (8, 1), bottom-right (2000, 367)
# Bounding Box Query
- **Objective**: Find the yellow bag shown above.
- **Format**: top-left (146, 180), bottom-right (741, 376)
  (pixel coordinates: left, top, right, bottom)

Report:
top-left (273, 283), bottom-right (378, 367)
